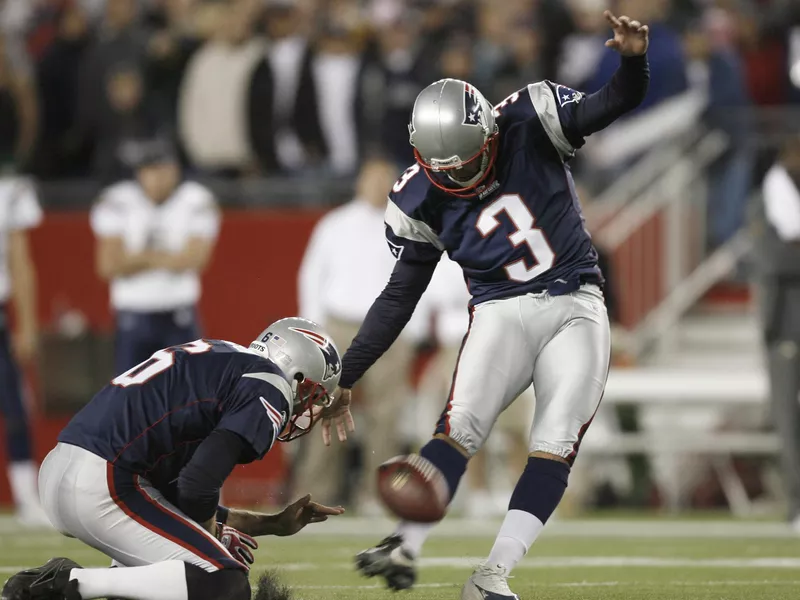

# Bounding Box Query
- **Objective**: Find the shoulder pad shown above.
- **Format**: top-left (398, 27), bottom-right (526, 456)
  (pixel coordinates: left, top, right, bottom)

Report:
top-left (388, 164), bottom-right (431, 211)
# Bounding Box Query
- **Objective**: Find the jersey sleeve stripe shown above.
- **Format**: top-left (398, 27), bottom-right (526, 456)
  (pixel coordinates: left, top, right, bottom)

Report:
top-left (385, 199), bottom-right (445, 251)
top-left (241, 372), bottom-right (293, 418)
top-left (260, 397), bottom-right (284, 430)
top-left (527, 82), bottom-right (575, 160)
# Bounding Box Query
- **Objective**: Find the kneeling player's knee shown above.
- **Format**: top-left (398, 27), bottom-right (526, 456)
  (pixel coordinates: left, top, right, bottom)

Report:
top-left (185, 564), bottom-right (251, 600)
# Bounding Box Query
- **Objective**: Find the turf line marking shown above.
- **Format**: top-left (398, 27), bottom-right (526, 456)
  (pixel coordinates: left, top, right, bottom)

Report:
top-left (290, 581), bottom-right (800, 590)
top-left (273, 557), bottom-right (800, 570)
top-left (4, 516), bottom-right (800, 539)
top-left (294, 583), bottom-right (456, 590)
top-left (3, 565), bottom-right (800, 590)
top-left (416, 556), bottom-right (800, 569)
top-left (6, 556), bottom-right (800, 575)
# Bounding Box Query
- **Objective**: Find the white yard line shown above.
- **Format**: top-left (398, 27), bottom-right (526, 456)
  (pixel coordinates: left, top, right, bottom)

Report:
top-left (2, 516), bottom-right (798, 539)
top-left (416, 557), bottom-right (800, 569)
top-left (6, 557), bottom-right (800, 576)
top-left (289, 518), bottom-right (800, 539)
top-left (273, 557), bottom-right (800, 570)
top-left (293, 583), bottom-right (456, 590)
top-left (291, 580), bottom-right (800, 590)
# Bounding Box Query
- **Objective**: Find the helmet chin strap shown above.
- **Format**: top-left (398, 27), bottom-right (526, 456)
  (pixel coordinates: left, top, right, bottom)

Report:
top-left (446, 150), bottom-right (490, 188)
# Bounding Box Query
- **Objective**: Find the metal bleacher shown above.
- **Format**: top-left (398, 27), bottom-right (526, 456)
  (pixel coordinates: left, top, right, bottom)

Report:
top-left (578, 92), bottom-right (784, 516)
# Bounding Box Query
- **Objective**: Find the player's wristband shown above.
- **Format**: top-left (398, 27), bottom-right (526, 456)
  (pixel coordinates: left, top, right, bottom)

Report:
top-left (216, 505), bottom-right (230, 525)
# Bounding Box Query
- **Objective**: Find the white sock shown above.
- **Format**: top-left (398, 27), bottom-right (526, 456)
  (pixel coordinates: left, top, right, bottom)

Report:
top-left (486, 509), bottom-right (544, 573)
top-left (395, 521), bottom-right (435, 557)
top-left (69, 562), bottom-right (188, 600)
top-left (8, 461), bottom-right (41, 509)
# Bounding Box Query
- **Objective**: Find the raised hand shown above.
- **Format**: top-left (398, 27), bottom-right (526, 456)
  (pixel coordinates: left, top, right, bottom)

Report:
top-left (321, 386), bottom-right (355, 446)
top-left (604, 10), bottom-right (649, 56)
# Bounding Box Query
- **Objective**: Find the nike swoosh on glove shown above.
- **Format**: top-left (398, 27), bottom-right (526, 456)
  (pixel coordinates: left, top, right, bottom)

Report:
top-left (217, 524), bottom-right (258, 570)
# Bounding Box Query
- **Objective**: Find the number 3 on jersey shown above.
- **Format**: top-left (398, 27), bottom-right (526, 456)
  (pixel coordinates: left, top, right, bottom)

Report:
top-left (477, 194), bottom-right (555, 282)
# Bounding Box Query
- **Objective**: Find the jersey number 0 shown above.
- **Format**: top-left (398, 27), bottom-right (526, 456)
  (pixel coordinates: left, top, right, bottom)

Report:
top-left (476, 194), bottom-right (555, 282)
top-left (112, 340), bottom-right (213, 387)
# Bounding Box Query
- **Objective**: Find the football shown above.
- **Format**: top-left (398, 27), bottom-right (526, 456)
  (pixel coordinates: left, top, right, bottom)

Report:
top-left (377, 454), bottom-right (449, 523)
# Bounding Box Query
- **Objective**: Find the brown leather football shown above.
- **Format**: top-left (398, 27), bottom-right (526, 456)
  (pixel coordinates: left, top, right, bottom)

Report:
top-left (377, 454), bottom-right (449, 523)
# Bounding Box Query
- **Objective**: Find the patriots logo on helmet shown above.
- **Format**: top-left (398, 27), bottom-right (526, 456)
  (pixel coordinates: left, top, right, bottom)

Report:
top-left (555, 84), bottom-right (583, 108)
top-left (289, 327), bottom-right (342, 381)
top-left (463, 84), bottom-right (486, 128)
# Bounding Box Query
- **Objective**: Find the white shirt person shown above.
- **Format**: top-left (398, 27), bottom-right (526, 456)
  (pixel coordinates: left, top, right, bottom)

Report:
top-left (90, 141), bottom-right (220, 374)
top-left (0, 176), bottom-right (50, 526)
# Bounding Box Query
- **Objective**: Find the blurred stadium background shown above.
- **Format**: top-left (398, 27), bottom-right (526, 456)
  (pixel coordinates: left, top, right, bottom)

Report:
top-left (1, 0), bottom-right (800, 582)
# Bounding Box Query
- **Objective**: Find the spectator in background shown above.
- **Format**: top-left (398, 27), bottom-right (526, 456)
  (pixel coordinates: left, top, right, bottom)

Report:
top-left (90, 138), bottom-right (220, 375)
top-left (360, 8), bottom-right (429, 170)
top-left (754, 133), bottom-right (800, 532)
top-left (685, 7), bottom-right (754, 249)
top-left (582, 0), bottom-right (687, 111)
top-left (77, 0), bottom-right (148, 145)
top-left (178, 0), bottom-right (266, 177)
top-left (472, 0), bottom-right (518, 98)
top-left (536, 0), bottom-right (578, 81)
top-left (32, 2), bottom-right (92, 180)
top-left (0, 177), bottom-right (47, 527)
top-left (746, 0), bottom-right (800, 106)
top-left (250, 0), bottom-right (325, 174)
top-left (472, 0), bottom-right (545, 100)
top-left (484, 20), bottom-right (542, 102)
top-left (558, 0), bottom-right (609, 87)
top-left (0, 35), bottom-right (37, 172)
top-left (309, 16), bottom-right (366, 176)
top-left (296, 158), bottom-right (417, 514)
top-left (144, 0), bottom-right (203, 137)
top-left (88, 62), bottom-right (162, 183)
top-left (0, 0), bottom-right (34, 39)
top-left (437, 30), bottom-right (475, 82)
top-left (411, 0), bottom-right (474, 42)
top-left (414, 255), bottom-right (534, 517)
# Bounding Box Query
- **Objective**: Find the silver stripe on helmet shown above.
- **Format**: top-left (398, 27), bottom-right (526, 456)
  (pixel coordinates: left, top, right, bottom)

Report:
top-left (385, 199), bottom-right (445, 251)
top-left (242, 372), bottom-right (294, 419)
top-left (527, 82), bottom-right (575, 161)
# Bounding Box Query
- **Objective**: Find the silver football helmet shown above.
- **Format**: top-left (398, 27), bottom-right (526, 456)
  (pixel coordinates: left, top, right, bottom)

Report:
top-left (249, 317), bottom-right (342, 441)
top-left (408, 78), bottom-right (499, 197)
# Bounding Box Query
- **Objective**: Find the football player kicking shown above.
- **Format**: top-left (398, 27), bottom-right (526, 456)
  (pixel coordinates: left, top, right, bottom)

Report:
top-left (1, 318), bottom-right (345, 600)
top-left (320, 11), bottom-right (650, 600)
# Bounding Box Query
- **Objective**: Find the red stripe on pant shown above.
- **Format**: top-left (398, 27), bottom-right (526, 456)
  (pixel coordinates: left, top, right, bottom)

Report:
top-left (437, 306), bottom-right (475, 437)
top-left (105, 463), bottom-right (231, 571)
top-left (567, 357), bottom-right (611, 465)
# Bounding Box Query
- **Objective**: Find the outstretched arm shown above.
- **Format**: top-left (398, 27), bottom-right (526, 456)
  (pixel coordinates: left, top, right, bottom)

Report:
top-left (224, 495), bottom-right (345, 537)
top-left (570, 12), bottom-right (650, 137)
top-left (320, 259), bottom-right (437, 445)
top-left (339, 260), bottom-right (437, 389)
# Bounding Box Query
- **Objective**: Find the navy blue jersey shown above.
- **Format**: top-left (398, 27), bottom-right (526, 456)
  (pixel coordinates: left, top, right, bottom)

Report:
top-left (385, 81), bottom-right (602, 305)
top-left (59, 339), bottom-right (292, 488)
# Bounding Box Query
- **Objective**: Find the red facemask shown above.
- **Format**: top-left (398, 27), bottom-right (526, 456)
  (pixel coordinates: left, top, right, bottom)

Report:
top-left (415, 134), bottom-right (499, 199)
top-left (277, 378), bottom-right (331, 442)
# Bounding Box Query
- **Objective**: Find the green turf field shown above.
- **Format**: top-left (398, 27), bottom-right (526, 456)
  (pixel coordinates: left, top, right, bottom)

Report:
top-left (2, 517), bottom-right (800, 599)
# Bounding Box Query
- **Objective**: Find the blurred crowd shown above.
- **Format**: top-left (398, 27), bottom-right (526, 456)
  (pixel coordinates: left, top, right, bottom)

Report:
top-left (0, 0), bottom-right (798, 188)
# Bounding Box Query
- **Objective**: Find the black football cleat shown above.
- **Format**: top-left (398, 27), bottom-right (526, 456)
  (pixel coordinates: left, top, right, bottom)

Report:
top-left (355, 535), bottom-right (416, 591)
top-left (1, 557), bottom-right (82, 600)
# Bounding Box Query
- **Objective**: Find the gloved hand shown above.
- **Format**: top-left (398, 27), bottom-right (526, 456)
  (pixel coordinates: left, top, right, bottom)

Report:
top-left (217, 523), bottom-right (258, 570)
